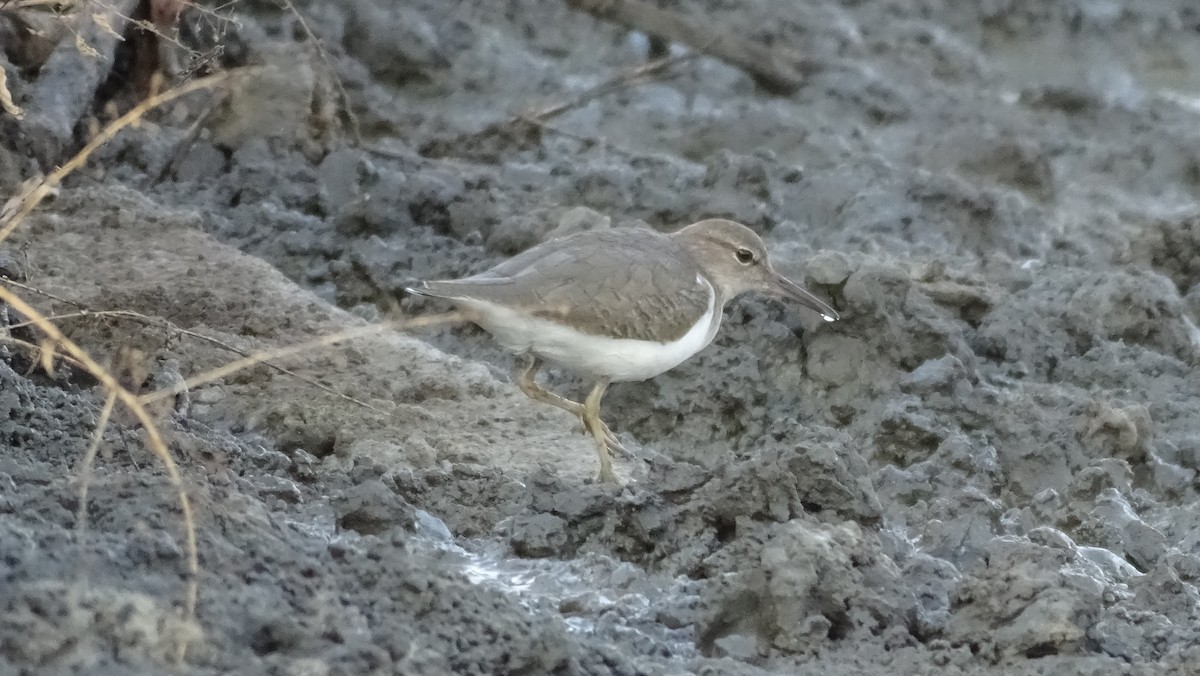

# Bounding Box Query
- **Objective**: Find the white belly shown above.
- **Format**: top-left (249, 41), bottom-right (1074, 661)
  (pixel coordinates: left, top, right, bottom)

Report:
top-left (460, 283), bottom-right (718, 382)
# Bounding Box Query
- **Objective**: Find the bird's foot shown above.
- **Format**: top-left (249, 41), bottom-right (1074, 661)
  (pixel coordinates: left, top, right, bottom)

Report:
top-left (578, 415), bottom-right (633, 460)
top-left (595, 464), bottom-right (620, 484)
top-left (580, 416), bottom-right (631, 483)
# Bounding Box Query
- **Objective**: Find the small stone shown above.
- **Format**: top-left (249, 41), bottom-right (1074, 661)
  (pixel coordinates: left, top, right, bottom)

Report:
top-left (805, 250), bottom-right (852, 286)
top-left (241, 444), bottom-right (292, 471)
top-left (333, 479), bottom-right (414, 535)
top-left (508, 513), bottom-right (568, 558)
top-left (900, 355), bottom-right (965, 392)
top-left (172, 141), bottom-right (226, 183)
top-left (1027, 526), bottom-right (1076, 551)
top-left (712, 633), bottom-right (761, 662)
top-left (413, 509), bottom-right (453, 541)
top-left (259, 475), bottom-right (303, 504)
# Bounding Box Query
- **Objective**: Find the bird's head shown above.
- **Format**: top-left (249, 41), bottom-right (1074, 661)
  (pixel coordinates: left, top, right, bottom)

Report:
top-left (673, 219), bottom-right (839, 322)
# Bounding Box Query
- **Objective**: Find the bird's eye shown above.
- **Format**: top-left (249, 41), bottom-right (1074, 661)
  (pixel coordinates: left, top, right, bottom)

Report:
top-left (735, 248), bottom-right (754, 264)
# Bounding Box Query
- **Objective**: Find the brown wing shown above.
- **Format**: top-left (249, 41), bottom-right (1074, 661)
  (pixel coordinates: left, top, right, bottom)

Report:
top-left (417, 228), bottom-right (712, 342)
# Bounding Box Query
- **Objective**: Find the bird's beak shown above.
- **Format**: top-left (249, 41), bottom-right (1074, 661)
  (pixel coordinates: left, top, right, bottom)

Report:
top-left (772, 273), bottom-right (840, 322)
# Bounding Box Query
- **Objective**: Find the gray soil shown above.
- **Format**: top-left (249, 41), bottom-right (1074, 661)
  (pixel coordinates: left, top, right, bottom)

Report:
top-left (3, 0), bottom-right (1200, 674)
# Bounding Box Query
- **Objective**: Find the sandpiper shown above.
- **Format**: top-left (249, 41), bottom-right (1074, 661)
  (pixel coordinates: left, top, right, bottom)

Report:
top-left (405, 219), bottom-right (839, 482)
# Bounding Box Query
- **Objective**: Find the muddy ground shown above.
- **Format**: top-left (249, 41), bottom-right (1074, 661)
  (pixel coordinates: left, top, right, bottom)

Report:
top-left (3, 0), bottom-right (1200, 674)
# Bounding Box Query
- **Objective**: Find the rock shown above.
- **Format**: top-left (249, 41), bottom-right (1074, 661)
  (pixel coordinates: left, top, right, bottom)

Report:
top-left (333, 479), bottom-right (414, 535)
top-left (508, 513), bottom-right (568, 557)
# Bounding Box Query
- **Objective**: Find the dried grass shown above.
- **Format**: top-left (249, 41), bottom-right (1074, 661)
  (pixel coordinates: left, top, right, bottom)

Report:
top-left (1, 65), bottom-right (237, 663)
top-left (0, 8), bottom-right (462, 664)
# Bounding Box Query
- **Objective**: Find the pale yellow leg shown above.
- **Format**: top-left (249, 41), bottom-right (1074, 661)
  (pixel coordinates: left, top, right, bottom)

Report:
top-left (516, 356), bottom-right (584, 417)
top-left (515, 357), bottom-right (628, 479)
top-left (582, 380), bottom-right (618, 483)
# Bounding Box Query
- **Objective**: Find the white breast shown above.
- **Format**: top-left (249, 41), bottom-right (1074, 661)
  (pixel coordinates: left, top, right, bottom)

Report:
top-left (461, 278), bottom-right (718, 382)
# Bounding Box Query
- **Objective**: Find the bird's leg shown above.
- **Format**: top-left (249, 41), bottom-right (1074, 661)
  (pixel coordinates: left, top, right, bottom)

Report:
top-left (516, 356), bottom-right (585, 417)
top-left (517, 356), bottom-right (632, 452)
top-left (516, 357), bottom-right (632, 473)
top-left (593, 418), bottom-right (626, 457)
top-left (582, 380), bottom-right (621, 483)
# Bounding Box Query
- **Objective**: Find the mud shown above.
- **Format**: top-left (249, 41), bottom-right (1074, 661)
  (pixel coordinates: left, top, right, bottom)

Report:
top-left (3, 0), bottom-right (1200, 674)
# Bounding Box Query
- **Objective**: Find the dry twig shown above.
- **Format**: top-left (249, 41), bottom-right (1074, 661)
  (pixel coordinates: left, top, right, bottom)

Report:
top-left (0, 286), bottom-right (199, 663)
top-left (73, 390), bottom-right (117, 580)
top-left (0, 280), bottom-right (383, 412)
top-left (0, 63), bottom-right (23, 119)
top-left (0, 66), bottom-right (258, 664)
top-left (155, 94), bottom-right (225, 182)
top-left (279, 0), bottom-right (362, 145)
top-left (0, 67), bottom-right (253, 244)
top-left (141, 312), bottom-right (468, 405)
top-left (417, 53), bottom-right (692, 160)
top-left (0, 334), bottom-right (90, 371)
top-left (0, 293), bottom-right (468, 667)
top-left (518, 52), bottom-right (695, 124)
top-left (16, 0), bottom-right (140, 166)
top-left (563, 0), bottom-right (807, 95)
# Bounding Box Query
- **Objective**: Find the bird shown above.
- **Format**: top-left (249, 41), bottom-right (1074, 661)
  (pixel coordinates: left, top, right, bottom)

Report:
top-left (405, 218), bottom-right (839, 482)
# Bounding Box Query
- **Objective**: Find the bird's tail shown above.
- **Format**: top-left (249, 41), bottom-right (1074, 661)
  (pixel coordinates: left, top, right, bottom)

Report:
top-left (402, 280), bottom-right (435, 297)
top-left (403, 277), bottom-right (511, 302)
top-left (402, 279), bottom-right (486, 302)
